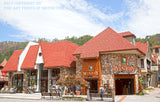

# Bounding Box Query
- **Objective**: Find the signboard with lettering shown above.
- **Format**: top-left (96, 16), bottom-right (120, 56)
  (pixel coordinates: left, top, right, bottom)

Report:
top-left (82, 71), bottom-right (99, 77)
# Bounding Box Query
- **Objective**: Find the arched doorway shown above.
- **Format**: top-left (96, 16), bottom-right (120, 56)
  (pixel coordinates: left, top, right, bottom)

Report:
top-left (12, 74), bottom-right (23, 92)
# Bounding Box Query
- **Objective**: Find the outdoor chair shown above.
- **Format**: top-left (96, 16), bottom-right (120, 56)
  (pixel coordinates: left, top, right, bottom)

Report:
top-left (0, 88), bottom-right (5, 93)
top-left (4, 87), bottom-right (9, 93)
top-left (10, 87), bottom-right (17, 94)
top-left (27, 87), bottom-right (34, 94)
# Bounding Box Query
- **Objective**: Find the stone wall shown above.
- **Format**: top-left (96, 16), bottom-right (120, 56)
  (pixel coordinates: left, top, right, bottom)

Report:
top-left (101, 54), bottom-right (138, 89)
top-left (8, 72), bottom-right (13, 87)
top-left (76, 56), bottom-right (82, 76)
top-left (60, 67), bottom-right (76, 78)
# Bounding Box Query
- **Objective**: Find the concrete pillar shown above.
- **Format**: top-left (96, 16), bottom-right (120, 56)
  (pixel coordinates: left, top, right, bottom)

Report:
top-left (48, 69), bottom-right (52, 92)
top-left (36, 66), bottom-right (41, 92)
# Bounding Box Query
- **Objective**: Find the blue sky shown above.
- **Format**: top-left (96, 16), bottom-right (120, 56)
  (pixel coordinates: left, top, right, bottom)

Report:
top-left (0, 0), bottom-right (160, 42)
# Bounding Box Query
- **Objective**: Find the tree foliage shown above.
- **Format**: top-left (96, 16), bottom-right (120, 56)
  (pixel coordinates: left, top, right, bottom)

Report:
top-left (64, 35), bottom-right (93, 45)
top-left (57, 75), bottom-right (89, 88)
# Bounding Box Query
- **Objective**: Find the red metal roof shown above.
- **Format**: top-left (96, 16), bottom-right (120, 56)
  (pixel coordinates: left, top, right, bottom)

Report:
top-left (1, 50), bottom-right (23, 72)
top-left (135, 42), bottom-right (148, 54)
top-left (119, 31), bottom-right (136, 38)
top-left (73, 27), bottom-right (143, 58)
top-left (21, 45), bottom-right (39, 69)
top-left (151, 45), bottom-right (160, 49)
top-left (40, 41), bottom-right (79, 68)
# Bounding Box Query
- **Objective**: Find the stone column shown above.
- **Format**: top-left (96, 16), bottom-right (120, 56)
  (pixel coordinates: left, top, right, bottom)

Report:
top-left (23, 70), bottom-right (29, 93)
top-left (8, 72), bottom-right (13, 87)
top-left (48, 69), bottom-right (52, 92)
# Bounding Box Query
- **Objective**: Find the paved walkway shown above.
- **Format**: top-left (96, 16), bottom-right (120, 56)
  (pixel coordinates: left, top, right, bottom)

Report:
top-left (122, 88), bottom-right (160, 102)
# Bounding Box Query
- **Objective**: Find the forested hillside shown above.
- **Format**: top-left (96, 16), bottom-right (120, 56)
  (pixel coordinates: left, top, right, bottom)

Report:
top-left (0, 41), bottom-right (28, 63)
top-left (0, 34), bottom-right (160, 64)
top-left (0, 35), bottom-right (93, 63)
top-left (135, 34), bottom-right (160, 46)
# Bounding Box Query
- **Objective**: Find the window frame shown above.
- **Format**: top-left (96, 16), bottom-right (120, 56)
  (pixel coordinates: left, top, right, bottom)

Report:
top-left (140, 59), bottom-right (144, 68)
top-left (121, 56), bottom-right (127, 66)
top-left (155, 48), bottom-right (159, 53)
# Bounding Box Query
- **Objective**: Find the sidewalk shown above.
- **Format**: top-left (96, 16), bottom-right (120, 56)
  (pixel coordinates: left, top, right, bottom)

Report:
top-left (0, 93), bottom-right (117, 101)
top-left (122, 88), bottom-right (160, 102)
top-left (0, 93), bottom-right (41, 100)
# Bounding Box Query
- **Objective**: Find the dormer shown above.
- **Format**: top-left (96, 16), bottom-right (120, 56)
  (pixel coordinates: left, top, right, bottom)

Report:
top-left (119, 31), bottom-right (136, 45)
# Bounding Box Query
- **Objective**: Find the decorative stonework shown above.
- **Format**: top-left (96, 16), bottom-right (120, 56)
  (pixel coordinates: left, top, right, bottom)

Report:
top-left (101, 54), bottom-right (138, 89)
top-left (60, 67), bottom-right (76, 78)
top-left (8, 72), bottom-right (13, 87)
top-left (76, 56), bottom-right (82, 76)
top-left (101, 54), bottom-right (138, 74)
top-left (23, 70), bottom-right (28, 93)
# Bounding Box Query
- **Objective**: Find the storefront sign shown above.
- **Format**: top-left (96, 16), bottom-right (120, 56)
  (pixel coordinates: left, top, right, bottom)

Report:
top-left (113, 66), bottom-right (137, 73)
top-left (82, 71), bottom-right (99, 77)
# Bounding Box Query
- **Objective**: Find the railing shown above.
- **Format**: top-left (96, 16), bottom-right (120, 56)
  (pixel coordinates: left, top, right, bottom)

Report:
top-left (89, 90), bottom-right (113, 101)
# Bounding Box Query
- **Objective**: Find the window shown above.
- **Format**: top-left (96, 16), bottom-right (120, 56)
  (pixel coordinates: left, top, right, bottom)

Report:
top-left (121, 57), bottom-right (127, 65)
top-left (147, 60), bottom-right (151, 70)
top-left (89, 66), bottom-right (93, 71)
top-left (155, 48), bottom-right (159, 53)
top-left (141, 59), bottom-right (144, 68)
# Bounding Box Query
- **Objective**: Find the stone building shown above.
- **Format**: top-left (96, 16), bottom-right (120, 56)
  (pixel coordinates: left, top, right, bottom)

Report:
top-left (2, 41), bottom-right (79, 93)
top-left (73, 27), bottom-right (144, 95)
top-left (151, 45), bottom-right (160, 87)
top-left (135, 42), bottom-right (158, 88)
top-left (0, 59), bottom-right (8, 89)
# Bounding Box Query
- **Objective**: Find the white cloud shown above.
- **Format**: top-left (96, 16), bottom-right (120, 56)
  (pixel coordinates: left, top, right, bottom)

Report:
top-left (0, 0), bottom-right (123, 40)
top-left (123, 0), bottom-right (160, 38)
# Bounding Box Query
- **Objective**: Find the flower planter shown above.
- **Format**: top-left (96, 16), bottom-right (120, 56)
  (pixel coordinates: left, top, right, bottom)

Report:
top-left (76, 91), bottom-right (80, 95)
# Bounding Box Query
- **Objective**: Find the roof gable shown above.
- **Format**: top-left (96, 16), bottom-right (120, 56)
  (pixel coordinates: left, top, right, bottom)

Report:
top-left (21, 45), bottom-right (39, 69)
top-left (2, 50), bottom-right (23, 72)
top-left (135, 42), bottom-right (148, 55)
top-left (73, 27), bottom-right (139, 58)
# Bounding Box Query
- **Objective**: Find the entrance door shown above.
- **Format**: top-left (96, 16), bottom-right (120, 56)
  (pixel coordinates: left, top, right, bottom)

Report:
top-left (88, 80), bottom-right (98, 93)
top-left (115, 78), bottom-right (134, 95)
